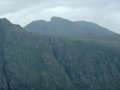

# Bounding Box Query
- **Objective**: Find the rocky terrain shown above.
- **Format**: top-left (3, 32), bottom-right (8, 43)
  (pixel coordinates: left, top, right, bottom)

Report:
top-left (0, 18), bottom-right (120, 90)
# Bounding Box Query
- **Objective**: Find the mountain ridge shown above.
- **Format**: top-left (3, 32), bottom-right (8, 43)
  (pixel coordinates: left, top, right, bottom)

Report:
top-left (24, 17), bottom-right (115, 37)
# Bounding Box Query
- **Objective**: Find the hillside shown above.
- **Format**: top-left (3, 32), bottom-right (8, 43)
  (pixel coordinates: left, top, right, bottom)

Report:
top-left (24, 17), bottom-right (115, 37)
top-left (0, 18), bottom-right (120, 90)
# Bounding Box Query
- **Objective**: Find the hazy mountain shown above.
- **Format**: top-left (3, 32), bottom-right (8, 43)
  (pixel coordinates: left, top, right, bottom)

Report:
top-left (0, 18), bottom-right (120, 90)
top-left (24, 17), bottom-right (115, 37)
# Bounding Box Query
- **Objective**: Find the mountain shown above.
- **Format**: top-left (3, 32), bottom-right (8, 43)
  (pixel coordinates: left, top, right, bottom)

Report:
top-left (24, 17), bottom-right (115, 37)
top-left (0, 18), bottom-right (120, 90)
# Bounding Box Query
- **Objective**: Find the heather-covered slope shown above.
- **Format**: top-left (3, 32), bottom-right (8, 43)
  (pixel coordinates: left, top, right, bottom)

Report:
top-left (0, 18), bottom-right (120, 90)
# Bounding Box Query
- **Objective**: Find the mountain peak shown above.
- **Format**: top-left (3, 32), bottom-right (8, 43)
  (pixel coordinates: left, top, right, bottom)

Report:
top-left (51, 17), bottom-right (70, 22)
top-left (0, 18), bottom-right (12, 28)
top-left (0, 18), bottom-right (11, 24)
top-left (0, 18), bottom-right (24, 33)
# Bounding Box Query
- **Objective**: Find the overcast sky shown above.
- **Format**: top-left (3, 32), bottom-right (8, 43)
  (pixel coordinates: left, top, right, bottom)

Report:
top-left (0, 0), bottom-right (120, 33)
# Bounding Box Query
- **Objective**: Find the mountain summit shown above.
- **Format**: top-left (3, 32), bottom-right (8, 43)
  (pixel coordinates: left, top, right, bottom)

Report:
top-left (0, 18), bottom-right (13, 29)
top-left (0, 18), bottom-right (11, 24)
top-left (0, 18), bottom-right (24, 33)
top-left (51, 17), bottom-right (71, 22)
top-left (24, 17), bottom-right (115, 37)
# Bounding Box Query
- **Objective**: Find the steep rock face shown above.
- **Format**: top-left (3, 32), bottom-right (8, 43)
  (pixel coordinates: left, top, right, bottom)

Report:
top-left (0, 18), bottom-right (120, 90)
top-left (4, 32), bottom-right (77, 90)
top-left (0, 18), bottom-right (14, 90)
top-left (0, 29), bottom-right (8, 90)
top-left (4, 31), bottom-right (120, 90)
top-left (51, 39), bottom-right (120, 90)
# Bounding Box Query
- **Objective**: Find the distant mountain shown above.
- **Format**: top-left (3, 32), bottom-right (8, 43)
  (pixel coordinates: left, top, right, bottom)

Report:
top-left (24, 17), bottom-right (115, 37)
top-left (0, 18), bottom-right (120, 90)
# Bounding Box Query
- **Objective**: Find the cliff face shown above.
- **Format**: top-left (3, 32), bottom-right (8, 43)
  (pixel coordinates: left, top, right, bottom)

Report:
top-left (0, 18), bottom-right (120, 90)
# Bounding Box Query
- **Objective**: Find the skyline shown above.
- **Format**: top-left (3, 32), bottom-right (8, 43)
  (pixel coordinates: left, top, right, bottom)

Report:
top-left (0, 0), bottom-right (120, 33)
